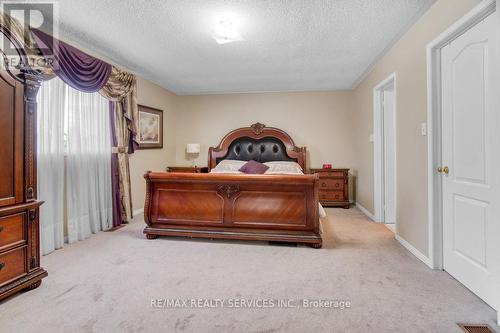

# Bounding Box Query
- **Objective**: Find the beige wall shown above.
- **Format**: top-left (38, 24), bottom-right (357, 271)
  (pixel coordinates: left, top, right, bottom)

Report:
top-left (351, 0), bottom-right (482, 255)
top-left (174, 91), bottom-right (355, 172)
top-left (128, 77), bottom-right (177, 211)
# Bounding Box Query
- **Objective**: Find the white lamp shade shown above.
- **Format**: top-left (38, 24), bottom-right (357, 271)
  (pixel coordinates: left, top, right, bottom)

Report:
top-left (186, 143), bottom-right (200, 154)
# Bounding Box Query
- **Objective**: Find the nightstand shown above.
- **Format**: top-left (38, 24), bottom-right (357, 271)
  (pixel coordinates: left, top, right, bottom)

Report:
top-left (166, 166), bottom-right (209, 173)
top-left (309, 168), bottom-right (350, 208)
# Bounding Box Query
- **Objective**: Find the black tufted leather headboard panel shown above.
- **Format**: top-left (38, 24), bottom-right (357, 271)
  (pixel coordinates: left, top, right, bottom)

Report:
top-left (208, 123), bottom-right (306, 171)
top-left (216, 136), bottom-right (296, 165)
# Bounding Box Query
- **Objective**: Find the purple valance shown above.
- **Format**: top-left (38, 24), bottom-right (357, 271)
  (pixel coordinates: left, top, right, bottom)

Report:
top-left (31, 28), bottom-right (111, 92)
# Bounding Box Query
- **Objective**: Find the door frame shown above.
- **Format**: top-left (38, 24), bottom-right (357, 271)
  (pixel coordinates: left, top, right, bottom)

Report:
top-left (373, 72), bottom-right (397, 223)
top-left (426, 0), bottom-right (497, 271)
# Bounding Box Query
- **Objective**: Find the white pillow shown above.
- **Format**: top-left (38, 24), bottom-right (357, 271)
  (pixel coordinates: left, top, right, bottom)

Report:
top-left (264, 161), bottom-right (303, 175)
top-left (210, 169), bottom-right (244, 174)
top-left (211, 160), bottom-right (246, 173)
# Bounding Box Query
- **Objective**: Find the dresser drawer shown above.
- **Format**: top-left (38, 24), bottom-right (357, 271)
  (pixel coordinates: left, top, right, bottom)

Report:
top-left (0, 247), bottom-right (27, 286)
top-left (0, 213), bottom-right (26, 251)
top-left (319, 178), bottom-right (344, 190)
top-left (315, 171), bottom-right (345, 178)
top-left (319, 190), bottom-right (345, 202)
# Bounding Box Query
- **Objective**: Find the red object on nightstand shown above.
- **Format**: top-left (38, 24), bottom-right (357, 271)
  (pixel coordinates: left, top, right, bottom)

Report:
top-left (322, 163), bottom-right (332, 169)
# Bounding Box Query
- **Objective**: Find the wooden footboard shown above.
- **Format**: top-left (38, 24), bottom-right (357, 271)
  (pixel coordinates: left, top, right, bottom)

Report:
top-left (143, 172), bottom-right (322, 247)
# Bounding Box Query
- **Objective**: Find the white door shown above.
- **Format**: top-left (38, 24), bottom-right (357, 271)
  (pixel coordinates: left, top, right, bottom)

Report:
top-left (441, 13), bottom-right (500, 310)
top-left (383, 88), bottom-right (396, 225)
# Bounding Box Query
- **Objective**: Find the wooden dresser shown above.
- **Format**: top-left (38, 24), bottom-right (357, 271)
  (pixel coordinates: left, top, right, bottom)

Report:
top-left (309, 168), bottom-right (350, 208)
top-left (166, 166), bottom-right (208, 173)
top-left (0, 69), bottom-right (47, 301)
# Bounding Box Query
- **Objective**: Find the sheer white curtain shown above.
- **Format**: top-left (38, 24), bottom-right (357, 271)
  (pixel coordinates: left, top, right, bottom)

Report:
top-left (38, 78), bottom-right (66, 255)
top-left (38, 77), bottom-right (112, 255)
top-left (66, 82), bottom-right (112, 242)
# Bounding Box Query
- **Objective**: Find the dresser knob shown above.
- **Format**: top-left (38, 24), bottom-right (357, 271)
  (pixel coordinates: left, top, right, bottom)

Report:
top-left (0, 262), bottom-right (5, 270)
top-left (321, 183), bottom-right (326, 187)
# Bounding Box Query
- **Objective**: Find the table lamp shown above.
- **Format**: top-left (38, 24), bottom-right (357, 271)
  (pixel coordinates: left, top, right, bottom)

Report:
top-left (186, 143), bottom-right (200, 167)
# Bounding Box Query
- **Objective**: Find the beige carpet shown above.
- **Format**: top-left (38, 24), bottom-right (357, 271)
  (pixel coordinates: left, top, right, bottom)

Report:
top-left (0, 208), bottom-right (498, 333)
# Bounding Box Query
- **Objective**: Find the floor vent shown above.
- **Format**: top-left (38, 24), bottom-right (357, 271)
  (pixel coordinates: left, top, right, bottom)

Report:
top-left (458, 323), bottom-right (496, 333)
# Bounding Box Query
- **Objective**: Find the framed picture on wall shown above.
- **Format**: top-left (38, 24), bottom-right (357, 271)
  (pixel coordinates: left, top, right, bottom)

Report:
top-left (137, 105), bottom-right (163, 149)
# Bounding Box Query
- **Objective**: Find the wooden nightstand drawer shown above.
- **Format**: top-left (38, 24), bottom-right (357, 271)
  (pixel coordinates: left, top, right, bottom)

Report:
top-left (319, 178), bottom-right (344, 190)
top-left (0, 213), bottom-right (26, 251)
top-left (316, 171), bottom-right (345, 178)
top-left (319, 190), bottom-right (345, 202)
top-left (0, 247), bottom-right (27, 286)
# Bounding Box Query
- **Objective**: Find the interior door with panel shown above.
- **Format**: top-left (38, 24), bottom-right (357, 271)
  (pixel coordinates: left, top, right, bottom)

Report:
top-left (441, 13), bottom-right (500, 310)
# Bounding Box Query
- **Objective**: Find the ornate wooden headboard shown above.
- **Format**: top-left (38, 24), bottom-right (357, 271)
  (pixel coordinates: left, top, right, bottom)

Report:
top-left (208, 122), bottom-right (307, 171)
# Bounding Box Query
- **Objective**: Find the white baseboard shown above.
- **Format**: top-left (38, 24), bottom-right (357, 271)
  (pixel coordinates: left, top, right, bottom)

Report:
top-left (395, 235), bottom-right (433, 269)
top-left (356, 201), bottom-right (432, 269)
top-left (385, 223), bottom-right (396, 233)
top-left (133, 208), bottom-right (144, 217)
top-left (355, 202), bottom-right (376, 221)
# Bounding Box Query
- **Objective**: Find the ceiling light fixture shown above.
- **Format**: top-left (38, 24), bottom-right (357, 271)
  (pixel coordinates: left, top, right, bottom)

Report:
top-left (211, 13), bottom-right (243, 45)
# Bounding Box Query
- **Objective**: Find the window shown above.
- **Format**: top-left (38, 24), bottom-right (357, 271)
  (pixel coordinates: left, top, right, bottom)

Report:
top-left (37, 77), bottom-right (112, 255)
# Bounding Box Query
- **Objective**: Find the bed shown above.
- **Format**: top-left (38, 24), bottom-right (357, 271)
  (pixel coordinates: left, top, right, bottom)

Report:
top-left (143, 123), bottom-right (323, 248)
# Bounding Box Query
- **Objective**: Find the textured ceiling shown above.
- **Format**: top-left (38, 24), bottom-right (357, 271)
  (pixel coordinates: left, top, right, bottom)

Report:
top-left (45, 0), bottom-right (435, 94)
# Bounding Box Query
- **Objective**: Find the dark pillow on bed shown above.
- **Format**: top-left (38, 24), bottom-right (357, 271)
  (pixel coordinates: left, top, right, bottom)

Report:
top-left (239, 160), bottom-right (269, 174)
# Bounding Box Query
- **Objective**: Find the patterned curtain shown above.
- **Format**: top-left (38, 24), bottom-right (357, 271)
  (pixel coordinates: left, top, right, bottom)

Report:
top-left (99, 66), bottom-right (139, 224)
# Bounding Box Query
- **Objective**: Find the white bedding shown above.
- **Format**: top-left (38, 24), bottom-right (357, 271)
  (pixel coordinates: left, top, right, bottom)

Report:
top-left (210, 160), bottom-right (327, 220)
top-left (318, 203), bottom-right (327, 219)
top-left (210, 160), bottom-right (304, 175)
